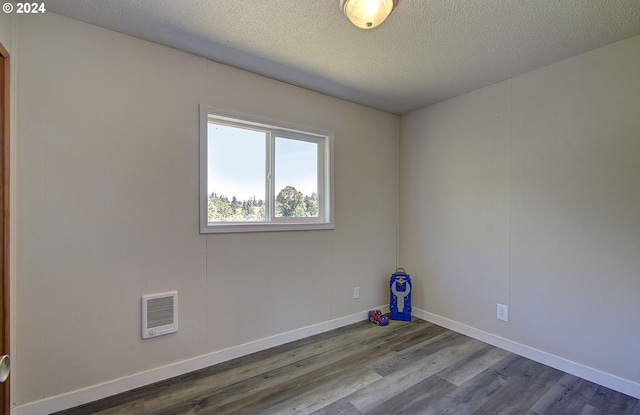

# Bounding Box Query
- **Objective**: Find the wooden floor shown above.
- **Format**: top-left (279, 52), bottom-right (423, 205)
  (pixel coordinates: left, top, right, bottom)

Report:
top-left (55, 318), bottom-right (639, 415)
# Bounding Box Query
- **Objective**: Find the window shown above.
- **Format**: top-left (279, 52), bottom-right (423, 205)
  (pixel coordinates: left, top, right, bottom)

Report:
top-left (200, 105), bottom-right (334, 233)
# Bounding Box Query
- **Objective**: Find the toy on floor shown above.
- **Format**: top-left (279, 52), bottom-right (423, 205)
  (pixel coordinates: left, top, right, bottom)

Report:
top-left (390, 267), bottom-right (412, 321)
top-left (368, 309), bottom-right (389, 326)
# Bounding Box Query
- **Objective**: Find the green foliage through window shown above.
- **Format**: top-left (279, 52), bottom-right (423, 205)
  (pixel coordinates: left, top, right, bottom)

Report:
top-left (208, 186), bottom-right (318, 222)
top-left (275, 186), bottom-right (318, 218)
top-left (208, 192), bottom-right (265, 222)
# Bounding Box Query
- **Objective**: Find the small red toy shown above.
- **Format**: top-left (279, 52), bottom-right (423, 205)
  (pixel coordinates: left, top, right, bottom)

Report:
top-left (368, 309), bottom-right (389, 326)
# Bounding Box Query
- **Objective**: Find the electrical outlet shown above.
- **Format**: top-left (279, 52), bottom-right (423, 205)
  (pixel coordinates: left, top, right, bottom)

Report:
top-left (353, 286), bottom-right (360, 299)
top-left (497, 303), bottom-right (509, 322)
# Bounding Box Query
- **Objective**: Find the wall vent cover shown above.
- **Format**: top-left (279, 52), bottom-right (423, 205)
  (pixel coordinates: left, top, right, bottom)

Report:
top-left (142, 291), bottom-right (178, 339)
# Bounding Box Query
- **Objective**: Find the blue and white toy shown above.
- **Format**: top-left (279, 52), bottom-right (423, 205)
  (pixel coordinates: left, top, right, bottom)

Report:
top-left (390, 268), bottom-right (412, 321)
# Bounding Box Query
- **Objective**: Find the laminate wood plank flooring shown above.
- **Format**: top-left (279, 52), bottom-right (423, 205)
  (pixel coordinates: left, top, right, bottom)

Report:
top-left (54, 318), bottom-right (639, 415)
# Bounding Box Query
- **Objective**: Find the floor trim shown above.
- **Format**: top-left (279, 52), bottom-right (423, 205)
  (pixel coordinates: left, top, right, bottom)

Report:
top-left (412, 308), bottom-right (640, 399)
top-left (13, 305), bottom-right (638, 414)
top-left (12, 306), bottom-right (389, 415)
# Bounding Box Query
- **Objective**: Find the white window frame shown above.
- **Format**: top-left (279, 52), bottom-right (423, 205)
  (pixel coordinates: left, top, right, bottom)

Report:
top-left (200, 105), bottom-right (334, 233)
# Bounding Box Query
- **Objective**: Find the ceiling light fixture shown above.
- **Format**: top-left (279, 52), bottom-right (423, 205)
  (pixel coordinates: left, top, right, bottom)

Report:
top-left (341, 0), bottom-right (397, 29)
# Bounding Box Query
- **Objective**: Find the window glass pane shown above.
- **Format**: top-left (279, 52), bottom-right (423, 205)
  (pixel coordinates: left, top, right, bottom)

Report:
top-left (274, 137), bottom-right (318, 218)
top-left (200, 105), bottom-right (333, 233)
top-left (207, 123), bottom-right (266, 222)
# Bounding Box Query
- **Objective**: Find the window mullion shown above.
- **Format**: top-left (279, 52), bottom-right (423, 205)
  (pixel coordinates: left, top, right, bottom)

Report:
top-left (266, 132), bottom-right (275, 222)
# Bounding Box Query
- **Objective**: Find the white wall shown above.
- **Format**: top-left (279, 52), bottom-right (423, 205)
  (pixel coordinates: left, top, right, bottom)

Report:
top-left (0, 12), bottom-right (11, 51)
top-left (401, 35), bottom-right (640, 391)
top-left (13, 13), bottom-right (399, 410)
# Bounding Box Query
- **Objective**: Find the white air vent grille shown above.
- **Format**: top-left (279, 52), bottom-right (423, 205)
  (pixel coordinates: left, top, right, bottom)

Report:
top-left (142, 291), bottom-right (178, 339)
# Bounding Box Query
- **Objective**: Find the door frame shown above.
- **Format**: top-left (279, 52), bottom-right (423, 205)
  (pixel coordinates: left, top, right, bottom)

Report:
top-left (0, 40), bottom-right (11, 415)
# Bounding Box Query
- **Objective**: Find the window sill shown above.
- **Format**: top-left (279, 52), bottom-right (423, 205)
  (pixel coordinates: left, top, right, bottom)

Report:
top-left (200, 221), bottom-right (335, 234)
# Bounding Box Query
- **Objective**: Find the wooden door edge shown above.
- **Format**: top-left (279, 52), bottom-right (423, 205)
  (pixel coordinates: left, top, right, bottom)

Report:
top-left (0, 40), bottom-right (11, 415)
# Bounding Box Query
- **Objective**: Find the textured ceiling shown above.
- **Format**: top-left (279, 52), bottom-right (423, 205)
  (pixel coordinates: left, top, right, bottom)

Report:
top-left (47, 0), bottom-right (640, 115)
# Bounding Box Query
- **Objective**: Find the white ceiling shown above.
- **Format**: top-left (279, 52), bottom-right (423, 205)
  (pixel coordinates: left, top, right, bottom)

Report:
top-left (47, 0), bottom-right (640, 115)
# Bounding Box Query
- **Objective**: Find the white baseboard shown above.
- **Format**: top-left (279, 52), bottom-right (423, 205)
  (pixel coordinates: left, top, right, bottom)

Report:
top-left (412, 308), bottom-right (640, 399)
top-left (13, 304), bottom-right (637, 414)
top-left (12, 306), bottom-right (389, 415)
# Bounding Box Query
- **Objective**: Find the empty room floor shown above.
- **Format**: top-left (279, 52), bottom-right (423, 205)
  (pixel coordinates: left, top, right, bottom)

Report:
top-left (54, 318), bottom-right (639, 415)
